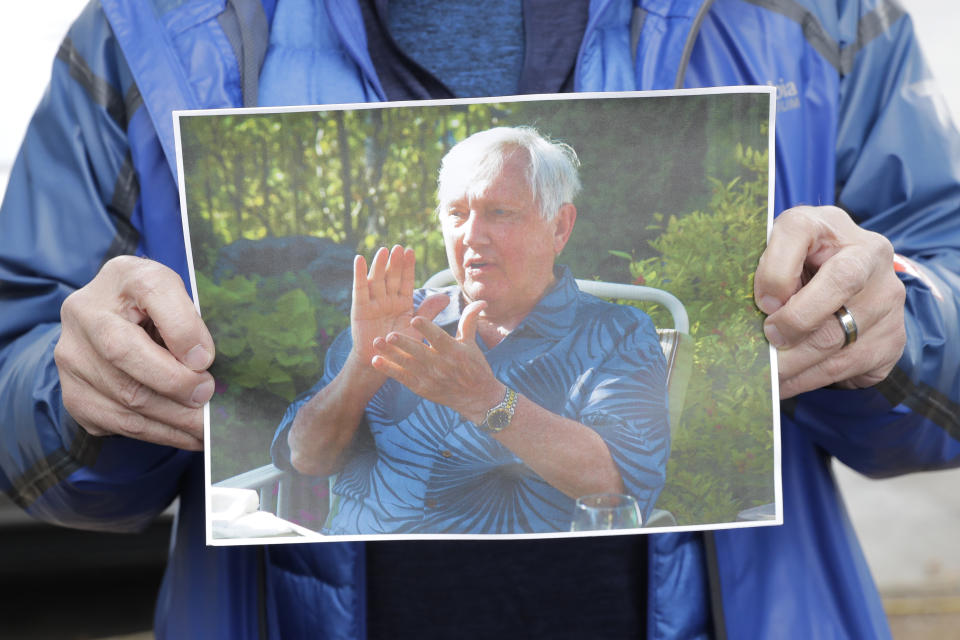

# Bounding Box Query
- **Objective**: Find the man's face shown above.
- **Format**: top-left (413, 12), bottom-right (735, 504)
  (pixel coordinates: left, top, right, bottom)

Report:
top-left (439, 152), bottom-right (576, 327)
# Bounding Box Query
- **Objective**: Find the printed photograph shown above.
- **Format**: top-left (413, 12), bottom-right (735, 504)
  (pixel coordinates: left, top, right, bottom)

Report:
top-left (174, 90), bottom-right (779, 544)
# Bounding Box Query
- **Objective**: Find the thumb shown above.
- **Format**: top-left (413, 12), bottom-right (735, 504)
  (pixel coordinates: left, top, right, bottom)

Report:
top-left (457, 300), bottom-right (487, 343)
top-left (414, 293), bottom-right (449, 322)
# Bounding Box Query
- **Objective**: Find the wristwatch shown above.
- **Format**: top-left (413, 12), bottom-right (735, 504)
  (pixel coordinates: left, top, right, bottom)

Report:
top-left (477, 386), bottom-right (519, 433)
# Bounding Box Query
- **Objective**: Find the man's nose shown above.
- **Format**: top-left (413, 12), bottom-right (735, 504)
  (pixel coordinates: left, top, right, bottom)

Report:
top-left (462, 211), bottom-right (489, 245)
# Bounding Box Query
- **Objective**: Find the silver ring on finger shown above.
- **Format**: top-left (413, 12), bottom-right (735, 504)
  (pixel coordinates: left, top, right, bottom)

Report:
top-left (835, 305), bottom-right (858, 347)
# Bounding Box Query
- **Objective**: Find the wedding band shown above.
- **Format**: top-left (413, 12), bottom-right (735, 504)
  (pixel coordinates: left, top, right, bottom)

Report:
top-left (835, 305), bottom-right (858, 347)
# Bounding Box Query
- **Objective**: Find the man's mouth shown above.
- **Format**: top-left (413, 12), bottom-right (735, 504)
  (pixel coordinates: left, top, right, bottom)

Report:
top-left (464, 258), bottom-right (493, 273)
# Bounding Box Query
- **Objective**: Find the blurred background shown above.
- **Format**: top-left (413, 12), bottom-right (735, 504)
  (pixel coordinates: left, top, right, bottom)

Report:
top-left (1, 1), bottom-right (958, 638)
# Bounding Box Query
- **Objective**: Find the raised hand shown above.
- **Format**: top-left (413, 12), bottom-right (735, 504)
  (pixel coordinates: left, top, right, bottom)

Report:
top-left (288, 245), bottom-right (447, 475)
top-left (370, 300), bottom-right (505, 422)
top-left (754, 205), bottom-right (906, 398)
top-left (54, 256), bottom-right (216, 450)
top-left (350, 245), bottom-right (446, 369)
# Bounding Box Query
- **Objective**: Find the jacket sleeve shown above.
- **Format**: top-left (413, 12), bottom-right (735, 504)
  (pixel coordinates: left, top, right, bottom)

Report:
top-left (793, 4), bottom-right (960, 476)
top-left (0, 1), bottom-right (191, 532)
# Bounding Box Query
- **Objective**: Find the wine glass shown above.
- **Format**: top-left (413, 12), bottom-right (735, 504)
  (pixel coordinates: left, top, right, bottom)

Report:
top-left (570, 493), bottom-right (643, 531)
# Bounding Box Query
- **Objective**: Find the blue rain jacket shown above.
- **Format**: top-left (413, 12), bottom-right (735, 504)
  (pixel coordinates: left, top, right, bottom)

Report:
top-left (2, 0), bottom-right (960, 638)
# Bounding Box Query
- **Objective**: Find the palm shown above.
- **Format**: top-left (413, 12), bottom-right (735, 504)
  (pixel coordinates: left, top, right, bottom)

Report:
top-left (350, 246), bottom-right (418, 364)
top-left (352, 287), bottom-right (417, 361)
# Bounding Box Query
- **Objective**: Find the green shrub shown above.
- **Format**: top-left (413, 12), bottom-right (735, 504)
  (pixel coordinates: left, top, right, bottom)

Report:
top-left (615, 144), bottom-right (774, 524)
top-left (197, 270), bottom-right (349, 481)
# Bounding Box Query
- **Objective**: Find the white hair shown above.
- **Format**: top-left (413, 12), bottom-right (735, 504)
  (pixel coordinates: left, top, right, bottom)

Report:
top-left (436, 126), bottom-right (581, 220)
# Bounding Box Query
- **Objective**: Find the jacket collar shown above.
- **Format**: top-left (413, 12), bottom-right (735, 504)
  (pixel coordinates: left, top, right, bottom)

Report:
top-left (575, 0), bottom-right (712, 92)
top-left (104, 0), bottom-right (712, 180)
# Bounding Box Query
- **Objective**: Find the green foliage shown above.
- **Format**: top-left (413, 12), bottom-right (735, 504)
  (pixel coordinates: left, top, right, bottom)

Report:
top-left (197, 270), bottom-right (349, 481)
top-left (615, 146), bottom-right (774, 524)
top-left (518, 93), bottom-right (770, 282)
top-left (179, 106), bottom-right (507, 282)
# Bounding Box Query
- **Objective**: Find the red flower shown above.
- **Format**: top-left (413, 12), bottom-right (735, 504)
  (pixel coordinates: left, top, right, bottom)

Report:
top-left (633, 274), bottom-right (646, 286)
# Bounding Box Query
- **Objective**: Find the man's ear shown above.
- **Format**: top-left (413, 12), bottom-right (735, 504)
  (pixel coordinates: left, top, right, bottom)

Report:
top-left (553, 204), bottom-right (577, 254)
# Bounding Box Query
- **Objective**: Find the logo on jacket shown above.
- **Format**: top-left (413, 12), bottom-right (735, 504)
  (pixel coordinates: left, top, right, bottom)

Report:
top-left (769, 78), bottom-right (800, 113)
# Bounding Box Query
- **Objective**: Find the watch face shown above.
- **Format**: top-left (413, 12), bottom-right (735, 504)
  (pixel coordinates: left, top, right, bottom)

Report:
top-left (488, 410), bottom-right (510, 432)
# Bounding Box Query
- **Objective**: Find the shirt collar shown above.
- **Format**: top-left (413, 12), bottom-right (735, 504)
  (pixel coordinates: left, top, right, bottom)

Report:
top-left (433, 286), bottom-right (465, 329)
top-left (432, 265), bottom-right (580, 341)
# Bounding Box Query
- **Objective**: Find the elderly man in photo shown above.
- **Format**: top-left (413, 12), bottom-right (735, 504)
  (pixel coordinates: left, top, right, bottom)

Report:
top-left (271, 126), bottom-right (670, 534)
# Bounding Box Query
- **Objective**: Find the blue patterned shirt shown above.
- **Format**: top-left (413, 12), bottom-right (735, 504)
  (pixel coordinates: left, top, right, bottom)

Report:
top-left (272, 266), bottom-right (669, 535)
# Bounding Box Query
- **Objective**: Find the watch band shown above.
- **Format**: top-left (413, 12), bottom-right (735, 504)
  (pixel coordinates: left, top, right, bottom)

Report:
top-left (478, 386), bottom-right (518, 433)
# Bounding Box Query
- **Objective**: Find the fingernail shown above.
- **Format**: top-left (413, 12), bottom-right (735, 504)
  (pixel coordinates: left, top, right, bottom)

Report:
top-left (192, 379), bottom-right (215, 406)
top-left (765, 323), bottom-right (785, 348)
top-left (185, 345), bottom-right (212, 370)
top-left (758, 295), bottom-right (782, 315)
